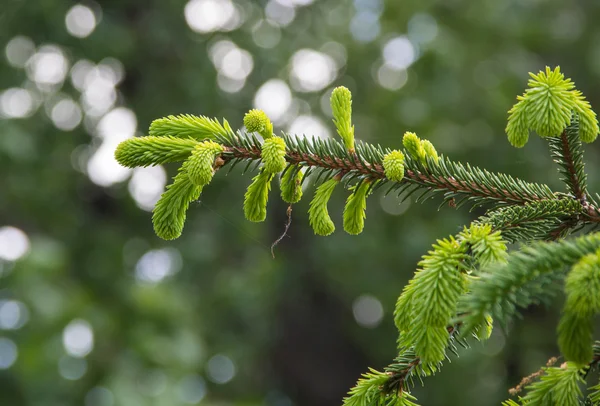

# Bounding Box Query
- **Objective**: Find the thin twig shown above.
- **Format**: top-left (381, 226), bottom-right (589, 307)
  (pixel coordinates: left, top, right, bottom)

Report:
top-left (271, 204), bottom-right (293, 258)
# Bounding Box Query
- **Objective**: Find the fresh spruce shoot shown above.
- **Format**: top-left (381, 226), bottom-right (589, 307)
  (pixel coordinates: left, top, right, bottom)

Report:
top-left (115, 67), bottom-right (600, 405)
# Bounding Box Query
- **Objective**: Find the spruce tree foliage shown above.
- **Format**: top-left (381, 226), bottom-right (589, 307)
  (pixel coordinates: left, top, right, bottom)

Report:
top-left (114, 66), bottom-right (600, 404)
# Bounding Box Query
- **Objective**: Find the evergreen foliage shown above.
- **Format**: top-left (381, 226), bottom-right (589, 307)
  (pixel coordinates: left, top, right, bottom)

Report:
top-left (115, 69), bottom-right (600, 404)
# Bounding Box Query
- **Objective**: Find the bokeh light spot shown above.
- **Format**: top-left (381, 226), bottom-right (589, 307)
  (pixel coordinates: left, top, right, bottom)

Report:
top-left (352, 294), bottom-right (384, 328)
top-left (376, 64), bottom-right (408, 91)
top-left (58, 355), bottom-right (88, 380)
top-left (135, 248), bottom-right (182, 284)
top-left (26, 45), bottom-right (69, 88)
top-left (4, 36), bottom-right (35, 68)
top-left (0, 338), bottom-right (18, 369)
top-left (254, 79), bottom-right (292, 123)
top-left (51, 98), bottom-right (83, 131)
top-left (0, 300), bottom-right (29, 330)
top-left (265, 1), bottom-right (296, 26)
top-left (177, 374), bottom-right (207, 404)
top-left (383, 36), bottom-right (416, 70)
top-left (85, 386), bottom-right (114, 406)
top-left (407, 13), bottom-right (439, 45)
top-left (65, 4), bottom-right (98, 38)
top-left (207, 354), bottom-right (236, 384)
top-left (128, 166), bottom-right (167, 212)
top-left (0, 88), bottom-right (36, 119)
top-left (288, 115), bottom-right (330, 139)
top-left (350, 11), bottom-right (381, 43)
top-left (0, 226), bottom-right (30, 261)
top-left (62, 319), bottom-right (94, 358)
top-left (290, 49), bottom-right (338, 92)
top-left (184, 0), bottom-right (241, 33)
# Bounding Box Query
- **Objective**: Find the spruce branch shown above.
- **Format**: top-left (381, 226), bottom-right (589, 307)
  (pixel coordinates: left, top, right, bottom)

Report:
top-left (476, 198), bottom-right (583, 243)
top-left (221, 133), bottom-right (557, 209)
top-left (460, 233), bottom-right (600, 333)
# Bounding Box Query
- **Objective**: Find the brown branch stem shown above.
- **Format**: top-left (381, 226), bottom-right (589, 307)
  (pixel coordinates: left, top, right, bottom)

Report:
top-left (224, 145), bottom-right (549, 205)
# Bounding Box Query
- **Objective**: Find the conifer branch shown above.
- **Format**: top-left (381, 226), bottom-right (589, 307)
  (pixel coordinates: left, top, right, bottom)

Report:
top-left (477, 198), bottom-right (583, 243)
top-left (113, 68), bottom-right (600, 406)
top-left (548, 122), bottom-right (588, 202)
top-left (461, 233), bottom-right (600, 332)
top-left (220, 135), bottom-right (556, 209)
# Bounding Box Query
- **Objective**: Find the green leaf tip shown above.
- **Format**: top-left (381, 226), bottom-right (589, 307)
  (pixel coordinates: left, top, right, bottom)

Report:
top-left (261, 136), bottom-right (287, 174)
top-left (244, 109), bottom-right (274, 139)
top-left (243, 170), bottom-right (273, 222)
top-left (280, 165), bottom-right (304, 204)
top-left (308, 178), bottom-right (338, 236)
top-left (506, 66), bottom-right (599, 147)
top-left (152, 167), bottom-right (202, 240)
top-left (330, 86), bottom-right (355, 152)
top-left (115, 136), bottom-right (198, 168)
top-left (183, 140), bottom-right (224, 187)
top-left (149, 114), bottom-right (232, 140)
top-left (343, 181), bottom-right (371, 235)
top-left (382, 150), bottom-right (405, 182)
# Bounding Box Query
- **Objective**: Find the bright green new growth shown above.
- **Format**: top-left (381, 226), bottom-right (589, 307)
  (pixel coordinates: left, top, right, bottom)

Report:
top-left (382, 150), bottom-right (405, 182)
top-left (343, 181), bottom-right (370, 235)
top-left (506, 66), bottom-right (599, 147)
top-left (402, 132), bottom-right (425, 162)
top-left (149, 114), bottom-right (233, 140)
top-left (396, 237), bottom-right (468, 367)
top-left (243, 170), bottom-right (273, 222)
top-left (280, 165), bottom-right (304, 204)
top-left (243, 109), bottom-right (274, 139)
top-left (459, 223), bottom-right (507, 267)
top-left (261, 136), bottom-right (287, 174)
top-left (114, 67), bottom-right (600, 405)
top-left (184, 141), bottom-right (223, 186)
top-left (330, 86), bottom-right (355, 152)
top-left (308, 178), bottom-right (338, 236)
top-left (395, 224), bottom-right (507, 368)
top-left (115, 136), bottom-right (199, 167)
top-left (421, 139), bottom-right (439, 164)
top-left (519, 362), bottom-right (585, 406)
top-left (152, 167), bottom-right (202, 240)
top-left (558, 250), bottom-right (600, 365)
top-left (343, 367), bottom-right (420, 406)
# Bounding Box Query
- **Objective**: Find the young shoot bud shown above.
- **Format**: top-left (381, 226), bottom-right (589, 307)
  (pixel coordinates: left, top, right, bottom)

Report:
top-left (421, 140), bottom-right (439, 165)
top-left (184, 140), bottom-right (224, 186)
top-left (382, 150), bottom-right (405, 182)
top-left (343, 181), bottom-right (371, 235)
top-left (280, 165), bottom-right (304, 204)
top-left (244, 109), bottom-right (274, 139)
top-left (330, 86), bottom-right (355, 152)
top-left (402, 132), bottom-right (426, 163)
top-left (243, 170), bottom-right (273, 222)
top-left (261, 136), bottom-right (287, 174)
top-left (308, 178), bottom-right (338, 236)
top-left (152, 167), bottom-right (203, 240)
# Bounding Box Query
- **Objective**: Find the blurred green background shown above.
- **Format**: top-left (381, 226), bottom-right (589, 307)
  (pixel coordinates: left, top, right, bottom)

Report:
top-left (2, 0), bottom-right (600, 405)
